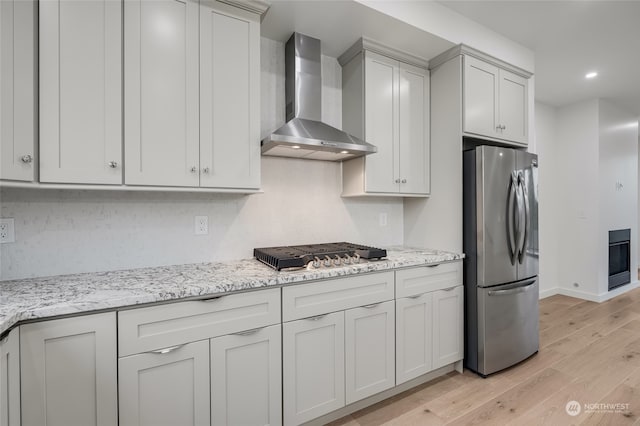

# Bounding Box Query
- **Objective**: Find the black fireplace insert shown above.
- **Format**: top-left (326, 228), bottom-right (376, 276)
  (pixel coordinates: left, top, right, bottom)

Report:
top-left (609, 229), bottom-right (630, 291)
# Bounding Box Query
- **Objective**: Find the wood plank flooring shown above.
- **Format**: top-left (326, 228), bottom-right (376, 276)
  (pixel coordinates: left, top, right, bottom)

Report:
top-left (330, 287), bottom-right (640, 425)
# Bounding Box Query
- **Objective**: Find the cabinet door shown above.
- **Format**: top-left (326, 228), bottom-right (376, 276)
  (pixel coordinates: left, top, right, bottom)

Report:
top-left (463, 55), bottom-right (499, 139)
top-left (364, 51), bottom-right (400, 193)
top-left (125, 0), bottom-right (199, 187)
top-left (211, 324), bottom-right (281, 426)
top-left (345, 301), bottom-right (395, 404)
top-left (39, 0), bottom-right (122, 184)
top-left (0, 328), bottom-right (20, 426)
top-left (0, 0), bottom-right (36, 182)
top-left (283, 311), bottom-right (345, 425)
top-left (119, 340), bottom-right (210, 426)
top-left (432, 285), bottom-right (464, 369)
top-left (20, 313), bottom-right (117, 426)
top-left (399, 63), bottom-right (429, 195)
top-left (396, 293), bottom-right (433, 385)
top-left (200, 2), bottom-right (260, 189)
top-left (499, 69), bottom-right (528, 144)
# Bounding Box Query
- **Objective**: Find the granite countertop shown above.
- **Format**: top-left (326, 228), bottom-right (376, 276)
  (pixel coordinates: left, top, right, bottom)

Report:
top-left (0, 247), bottom-right (463, 336)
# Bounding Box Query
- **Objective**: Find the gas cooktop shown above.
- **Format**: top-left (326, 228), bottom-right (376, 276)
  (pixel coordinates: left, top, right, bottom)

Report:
top-left (253, 242), bottom-right (387, 271)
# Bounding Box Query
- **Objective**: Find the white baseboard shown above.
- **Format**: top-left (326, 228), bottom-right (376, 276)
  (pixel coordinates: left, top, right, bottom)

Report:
top-left (544, 280), bottom-right (640, 303)
top-left (539, 288), bottom-right (559, 299)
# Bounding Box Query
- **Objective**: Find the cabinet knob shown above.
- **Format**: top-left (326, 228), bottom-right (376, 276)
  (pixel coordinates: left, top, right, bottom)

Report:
top-left (502, 125), bottom-right (506, 130)
top-left (190, 166), bottom-right (198, 173)
top-left (202, 167), bottom-right (210, 174)
top-left (395, 179), bottom-right (400, 183)
top-left (108, 161), bottom-right (118, 169)
top-left (401, 179), bottom-right (407, 183)
top-left (20, 154), bottom-right (33, 164)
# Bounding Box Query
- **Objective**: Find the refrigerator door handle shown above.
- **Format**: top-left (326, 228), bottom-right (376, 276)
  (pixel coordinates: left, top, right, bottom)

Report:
top-left (487, 278), bottom-right (536, 296)
top-left (517, 171), bottom-right (530, 264)
top-left (507, 172), bottom-right (518, 265)
top-left (514, 172), bottom-right (526, 262)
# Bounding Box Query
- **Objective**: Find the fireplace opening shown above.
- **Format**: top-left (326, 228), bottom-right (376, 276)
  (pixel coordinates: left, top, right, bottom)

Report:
top-left (609, 229), bottom-right (631, 291)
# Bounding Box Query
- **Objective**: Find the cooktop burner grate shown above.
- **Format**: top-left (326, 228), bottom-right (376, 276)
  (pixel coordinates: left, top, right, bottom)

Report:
top-left (253, 242), bottom-right (387, 271)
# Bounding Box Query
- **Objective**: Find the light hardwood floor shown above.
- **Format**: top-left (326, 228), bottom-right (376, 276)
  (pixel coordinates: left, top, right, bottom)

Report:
top-left (331, 287), bottom-right (640, 426)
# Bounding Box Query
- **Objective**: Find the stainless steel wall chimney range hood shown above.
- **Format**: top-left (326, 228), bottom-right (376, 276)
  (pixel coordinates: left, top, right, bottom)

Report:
top-left (261, 33), bottom-right (377, 161)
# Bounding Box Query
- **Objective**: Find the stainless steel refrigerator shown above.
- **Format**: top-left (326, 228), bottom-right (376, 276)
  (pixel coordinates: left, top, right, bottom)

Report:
top-left (463, 145), bottom-right (539, 377)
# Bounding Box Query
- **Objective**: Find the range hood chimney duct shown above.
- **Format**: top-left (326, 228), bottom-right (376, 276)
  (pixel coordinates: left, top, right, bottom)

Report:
top-left (261, 33), bottom-right (377, 161)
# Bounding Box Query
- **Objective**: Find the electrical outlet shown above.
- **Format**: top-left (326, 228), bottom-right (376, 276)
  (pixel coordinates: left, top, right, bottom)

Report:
top-left (379, 213), bottom-right (388, 227)
top-left (194, 216), bottom-right (208, 235)
top-left (0, 218), bottom-right (15, 243)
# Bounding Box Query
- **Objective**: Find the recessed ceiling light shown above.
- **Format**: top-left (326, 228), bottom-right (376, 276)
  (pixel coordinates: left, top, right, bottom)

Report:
top-left (585, 71), bottom-right (598, 79)
top-left (340, 150), bottom-right (349, 154)
top-left (291, 145), bottom-right (300, 149)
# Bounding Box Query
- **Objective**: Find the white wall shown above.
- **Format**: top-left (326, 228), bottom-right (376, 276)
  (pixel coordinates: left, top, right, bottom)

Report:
top-left (535, 98), bottom-right (639, 301)
top-left (534, 102), bottom-right (559, 297)
top-left (0, 38), bottom-right (404, 280)
top-left (597, 100), bottom-right (639, 295)
top-left (555, 100), bottom-right (601, 297)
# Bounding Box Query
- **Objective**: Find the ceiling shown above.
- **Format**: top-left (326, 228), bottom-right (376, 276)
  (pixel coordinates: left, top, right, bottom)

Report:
top-left (438, 0), bottom-right (640, 116)
top-left (261, 1), bottom-right (454, 63)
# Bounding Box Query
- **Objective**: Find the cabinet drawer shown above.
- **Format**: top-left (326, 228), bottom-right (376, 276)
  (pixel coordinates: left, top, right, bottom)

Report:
top-left (118, 288), bottom-right (280, 357)
top-left (282, 271), bottom-right (394, 322)
top-left (395, 262), bottom-right (462, 298)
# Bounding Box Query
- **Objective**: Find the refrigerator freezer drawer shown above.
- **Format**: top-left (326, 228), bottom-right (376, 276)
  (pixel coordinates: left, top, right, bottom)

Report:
top-left (477, 278), bottom-right (539, 375)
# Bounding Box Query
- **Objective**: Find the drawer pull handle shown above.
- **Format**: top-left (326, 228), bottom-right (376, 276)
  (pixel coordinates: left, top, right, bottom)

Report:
top-left (442, 286), bottom-right (458, 292)
top-left (199, 295), bottom-right (223, 302)
top-left (427, 264), bottom-right (440, 268)
top-left (362, 302), bottom-right (382, 309)
top-left (231, 327), bottom-right (262, 336)
top-left (151, 344), bottom-right (185, 355)
top-left (408, 294), bottom-right (424, 299)
top-left (308, 314), bottom-right (327, 321)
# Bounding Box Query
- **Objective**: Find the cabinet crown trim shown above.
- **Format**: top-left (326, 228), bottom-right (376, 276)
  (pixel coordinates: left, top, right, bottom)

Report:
top-left (429, 44), bottom-right (533, 78)
top-left (338, 37), bottom-right (429, 69)
top-left (216, 0), bottom-right (270, 15)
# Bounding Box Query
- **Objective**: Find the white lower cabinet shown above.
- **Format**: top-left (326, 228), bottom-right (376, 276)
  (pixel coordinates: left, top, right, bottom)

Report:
top-left (20, 312), bottom-right (118, 426)
top-left (211, 324), bottom-right (282, 426)
top-left (432, 285), bottom-right (464, 369)
top-left (395, 263), bottom-right (464, 385)
top-left (119, 340), bottom-right (211, 426)
top-left (0, 328), bottom-right (20, 426)
top-left (118, 289), bottom-right (282, 426)
top-left (345, 301), bottom-right (395, 404)
top-left (283, 311), bottom-right (345, 425)
top-left (396, 293), bottom-right (433, 385)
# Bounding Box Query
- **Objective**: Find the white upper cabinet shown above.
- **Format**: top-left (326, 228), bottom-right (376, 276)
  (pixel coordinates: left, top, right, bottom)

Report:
top-left (363, 51), bottom-right (399, 194)
top-left (200, 1), bottom-right (260, 189)
top-left (341, 39), bottom-right (430, 197)
top-left (463, 54), bottom-right (529, 145)
top-left (0, 0), bottom-right (36, 182)
top-left (498, 69), bottom-right (529, 144)
top-left (124, 0), bottom-right (200, 187)
top-left (399, 62), bottom-right (430, 194)
top-left (39, 0), bottom-right (122, 184)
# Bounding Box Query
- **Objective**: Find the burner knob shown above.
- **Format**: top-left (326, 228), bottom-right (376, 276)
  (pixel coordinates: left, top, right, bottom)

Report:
top-left (353, 253), bottom-right (361, 264)
top-left (323, 256), bottom-right (332, 267)
top-left (313, 257), bottom-right (321, 269)
top-left (343, 255), bottom-right (351, 265)
top-left (333, 255), bottom-right (342, 266)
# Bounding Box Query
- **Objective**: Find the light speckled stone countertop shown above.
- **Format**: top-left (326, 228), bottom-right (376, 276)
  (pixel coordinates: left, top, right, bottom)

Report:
top-left (0, 247), bottom-right (463, 336)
